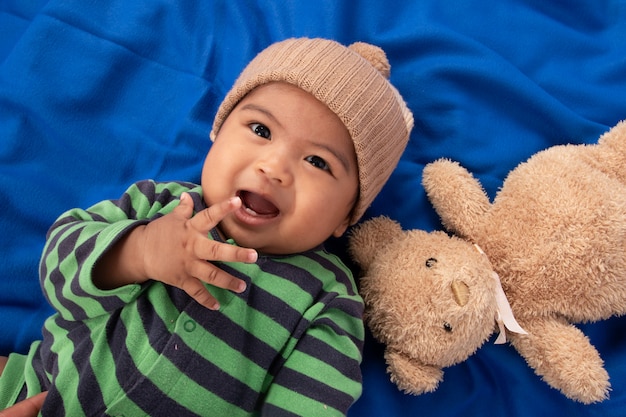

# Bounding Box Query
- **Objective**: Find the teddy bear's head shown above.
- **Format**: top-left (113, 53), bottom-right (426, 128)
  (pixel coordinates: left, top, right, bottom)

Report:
top-left (349, 216), bottom-right (499, 394)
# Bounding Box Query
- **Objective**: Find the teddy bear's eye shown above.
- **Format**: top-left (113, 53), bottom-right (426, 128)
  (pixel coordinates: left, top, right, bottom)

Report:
top-left (443, 322), bottom-right (453, 333)
top-left (426, 258), bottom-right (438, 268)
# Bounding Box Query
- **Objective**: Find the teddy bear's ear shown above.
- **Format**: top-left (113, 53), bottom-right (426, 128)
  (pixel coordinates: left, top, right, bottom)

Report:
top-left (598, 119), bottom-right (626, 150)
top-left (348, 216), bottom-right (403, 270)
top-left (385, 349), bottom-right (444, 395)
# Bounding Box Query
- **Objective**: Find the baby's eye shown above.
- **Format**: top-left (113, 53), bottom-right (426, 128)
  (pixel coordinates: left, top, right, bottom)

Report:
top-left (305, 155), bottom-right (330, 171)
top-left (250, 123), bottom-right (271, 139)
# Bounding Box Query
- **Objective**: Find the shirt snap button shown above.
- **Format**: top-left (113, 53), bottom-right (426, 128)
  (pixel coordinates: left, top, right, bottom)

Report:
top-left (183, 319), bottom-right (197, 332)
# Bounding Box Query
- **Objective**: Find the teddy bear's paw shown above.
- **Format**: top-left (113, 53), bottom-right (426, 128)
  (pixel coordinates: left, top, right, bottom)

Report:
top-left (422, 158), bottom-right (491, 238)
top-left (547, 356), bottom-right (610, 404)
top-left (385, 350), bottom-right (443, 395)
top-left (563, 376), bottom-right (611, 404)
top-left (510, 318), bottom-right (611, 404)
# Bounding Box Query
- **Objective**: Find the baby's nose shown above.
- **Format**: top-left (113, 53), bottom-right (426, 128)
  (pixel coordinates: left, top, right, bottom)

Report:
top-left (256, 151), bottom-right (294, 186)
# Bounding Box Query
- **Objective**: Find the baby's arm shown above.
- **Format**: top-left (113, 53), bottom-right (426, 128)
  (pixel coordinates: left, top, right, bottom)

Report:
top-left (93, 192), bottom-right (257, 310)
top-left (261, 295), bottom-right (364, 416)
top-left (40, 181), bottom-right (257, 320)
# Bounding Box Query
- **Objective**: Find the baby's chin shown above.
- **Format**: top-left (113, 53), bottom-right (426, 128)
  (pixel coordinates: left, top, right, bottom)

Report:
top-left (224, 229), bottom-right (319, 256)
top-left (215, 222), bottom-right (277, 254)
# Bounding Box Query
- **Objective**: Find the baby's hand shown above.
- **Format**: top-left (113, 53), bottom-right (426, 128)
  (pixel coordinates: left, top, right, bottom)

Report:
top-left (140, 193), bottom-right (257, 310)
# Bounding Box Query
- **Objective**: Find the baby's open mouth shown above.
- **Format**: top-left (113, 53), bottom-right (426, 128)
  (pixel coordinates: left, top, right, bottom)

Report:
top-left (238, 190), bottom-right (279, 217)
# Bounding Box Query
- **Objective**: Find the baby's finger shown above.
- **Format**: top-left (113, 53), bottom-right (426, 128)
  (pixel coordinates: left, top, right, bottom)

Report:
top-left (183, 261), bottom-right (249, 310)
top-left (189, 196), bottom-right (242, 233)
top-left (180, 277), bottom-right (222, 311)
top-left (172, 192), bottom-right (195, 219)
top-left (196, 239), bottom-right (257, 265)
top-left (188, 259), bottom-right (247, 294)
top-left (0, 392), bottom-right (47, 417)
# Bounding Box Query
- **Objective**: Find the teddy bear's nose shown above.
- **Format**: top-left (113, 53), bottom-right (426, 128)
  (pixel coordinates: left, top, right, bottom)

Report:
top-left (451, 280), bottom-right (469, 306)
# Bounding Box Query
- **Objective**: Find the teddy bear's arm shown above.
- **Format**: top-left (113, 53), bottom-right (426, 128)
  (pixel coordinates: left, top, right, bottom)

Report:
top-left (384, 349), bottom-right (444, 395)
top-left (422, 159), bottom-right (491, 239)
top-left (508, 316), bottom-right (610, 404)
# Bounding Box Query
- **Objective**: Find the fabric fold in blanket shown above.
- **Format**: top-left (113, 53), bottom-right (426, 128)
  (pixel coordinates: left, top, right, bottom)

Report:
top-left (1, 1), bottom-right (626, 416)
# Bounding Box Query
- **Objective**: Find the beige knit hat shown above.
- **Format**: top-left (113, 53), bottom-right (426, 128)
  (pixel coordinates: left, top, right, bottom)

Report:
top-left (210, 37), bottom-right (413, 224)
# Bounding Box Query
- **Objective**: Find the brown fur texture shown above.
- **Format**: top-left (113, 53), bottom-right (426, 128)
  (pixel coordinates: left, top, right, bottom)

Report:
top-left (349, 120), bottom-right (626, 403)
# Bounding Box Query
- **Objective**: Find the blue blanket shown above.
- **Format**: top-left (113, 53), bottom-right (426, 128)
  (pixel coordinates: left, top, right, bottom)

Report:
top-left (2, 1), bottom-right (626, 415)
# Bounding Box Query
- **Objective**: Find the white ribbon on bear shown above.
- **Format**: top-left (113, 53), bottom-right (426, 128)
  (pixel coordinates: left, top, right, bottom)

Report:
top-left (473, 244), bottom-right (528, 344)
top-left (492, 271), bottom-right (528, 343)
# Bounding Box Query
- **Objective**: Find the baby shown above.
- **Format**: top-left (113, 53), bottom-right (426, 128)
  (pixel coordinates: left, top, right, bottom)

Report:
top-left (0, 38), bottom-right (413, 416)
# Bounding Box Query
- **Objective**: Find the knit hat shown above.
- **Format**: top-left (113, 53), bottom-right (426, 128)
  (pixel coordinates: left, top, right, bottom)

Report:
top-left (210, 37), bottom-right (413, 224)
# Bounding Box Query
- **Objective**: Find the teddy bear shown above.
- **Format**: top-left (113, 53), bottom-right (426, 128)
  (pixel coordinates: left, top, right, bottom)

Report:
top-left (349, 120), bottom-right (626, 404)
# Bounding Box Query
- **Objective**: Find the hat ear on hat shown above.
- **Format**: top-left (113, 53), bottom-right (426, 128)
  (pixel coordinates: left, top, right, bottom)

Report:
top-left (348, 42), bottom-right (391, 78)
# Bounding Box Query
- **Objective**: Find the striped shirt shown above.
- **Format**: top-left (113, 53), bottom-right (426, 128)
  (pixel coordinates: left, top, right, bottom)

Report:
top-left (10, 180), bottom-right (364, 416)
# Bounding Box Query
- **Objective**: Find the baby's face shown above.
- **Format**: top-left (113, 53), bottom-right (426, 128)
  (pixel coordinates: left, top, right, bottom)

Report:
top-left (202, 82), bottom-right (359, 255)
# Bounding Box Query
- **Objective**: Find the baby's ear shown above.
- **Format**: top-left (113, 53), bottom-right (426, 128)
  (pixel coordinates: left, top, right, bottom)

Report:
top-left (348, 216), bottom-right (403, 270)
